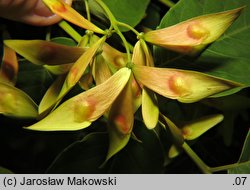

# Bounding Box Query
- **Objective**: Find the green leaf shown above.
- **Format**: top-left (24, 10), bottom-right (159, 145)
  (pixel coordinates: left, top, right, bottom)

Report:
top-left (238, 132), bottom-right (250, 162)
top-left (50, 37), bottom-right (77, 46)
top-left (141, 3), bottom-right (161, 30)
top-left (228, 132), bottom-right (250, 173)
top-left (204, 93), bottom-right (250, 111)
top-left (47, 133), bottom-right (108, 173)
top-left (91, 0), bottom-right (150, 31)
top-left (0, 166), bottom-right (14, 174)
top-left (157, 0), bottom-right (250, 86)
top-left (228, 161), bottom-right (250, 174)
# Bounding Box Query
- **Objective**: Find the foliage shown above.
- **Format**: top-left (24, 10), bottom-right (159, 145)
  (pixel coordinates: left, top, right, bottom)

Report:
top-left (0, 0), bottom-right (250, 174)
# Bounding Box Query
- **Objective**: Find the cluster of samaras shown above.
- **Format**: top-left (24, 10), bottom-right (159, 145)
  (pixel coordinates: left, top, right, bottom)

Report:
top-left (0, 0), bottom-right (244, 161)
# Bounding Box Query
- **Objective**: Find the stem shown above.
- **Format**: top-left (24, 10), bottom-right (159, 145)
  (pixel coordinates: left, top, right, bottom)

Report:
top-left (210, 161), bottom-right (250, 173)
top-left (94, 0), bottom-right (116, 26)
top-left (159, 119), bottom-right (211, 174)
top-left (158, 120), bottom-right (167, 130)
top-left (182, 142), bottom-right (211, 174)
top-left (115, 29), bottom-right (131, 62)
top-left (84, 0), bottom-right (91, 21)
top-left (58, 21), bottom-right (82, 43)
top-left (159, 0), bottom-right (175, 8)
top-left (95, 0), bottom-right (131, 62)
top-left (117, 21), bottom-right (140, 36)
top-left (127, 42), bottom-right (134, 52)
top-left (45, 27), bottom-right (51, 41)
